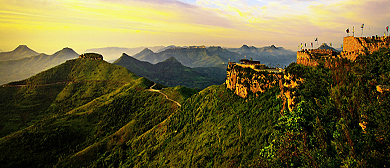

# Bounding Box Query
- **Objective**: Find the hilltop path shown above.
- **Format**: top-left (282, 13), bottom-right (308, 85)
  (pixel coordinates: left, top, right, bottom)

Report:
top-left (148, 83), bottom-right (181, 107)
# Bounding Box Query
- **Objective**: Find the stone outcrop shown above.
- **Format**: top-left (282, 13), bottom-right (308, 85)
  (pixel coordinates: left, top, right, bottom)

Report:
top-left (226, 64), bottom-right (302, 112)
top-left (226, 63), bottom-right (282, 98)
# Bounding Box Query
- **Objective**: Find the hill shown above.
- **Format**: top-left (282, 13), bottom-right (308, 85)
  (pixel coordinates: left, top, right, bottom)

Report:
top-left (62, 47), bottom-right (390, 167)
top-left (85, 46), bottom-right (165, 62)
top-left (0, 47), bottom-right (79, 85)
top-left (113, 53), bottom-right (225, 88)
top-left (0, 56), bottom-right (199, 167)
top-left (0, 45), bottom-right (39, 61)
top-left (0, 57), bottom-right (143, 137)
top-left (1, 47), bottom-right (390, 167)
top-left (133, 46), bottom-right (241, 68)
top-left (228, 45), bottom-right (296, 67)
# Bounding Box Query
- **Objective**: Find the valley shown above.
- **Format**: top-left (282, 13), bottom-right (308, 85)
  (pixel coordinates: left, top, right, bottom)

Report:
top-left (0, 38), bottom-right (390, 167)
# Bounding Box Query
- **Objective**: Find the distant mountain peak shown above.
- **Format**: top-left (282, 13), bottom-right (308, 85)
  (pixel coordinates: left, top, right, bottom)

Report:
top-left (269, 45), bottom-right (277, 49)
top-left (241, 44), bottom-right (250, 49)
top-left (52, 47), bottom-right (78, 57)
top-left (121, 53), bottom-right (130, 57)
top-left (13, 45), bottom-right (37, 53)
top-left (140, 48), bottom-right (154, 54)
top-left (318, 43), bottom-right (338, 51)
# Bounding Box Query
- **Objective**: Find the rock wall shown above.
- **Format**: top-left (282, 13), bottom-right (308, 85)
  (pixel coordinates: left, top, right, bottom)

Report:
top-left (342, 36), bottom-right (390, 61)
top-left (226, 64), bottom-right (302, 112)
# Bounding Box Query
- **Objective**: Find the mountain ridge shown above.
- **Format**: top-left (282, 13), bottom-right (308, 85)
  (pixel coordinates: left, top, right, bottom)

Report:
top-left (0, 47), bottom-right (79, 85)
top-left (84, 46), bottom-right (165, 62)
top-left (114, 54), bottom-right (225, 88)
top-left (0, 45), bottom-right (39, 61)
top-left (228, 45), bottom-right (296, 67)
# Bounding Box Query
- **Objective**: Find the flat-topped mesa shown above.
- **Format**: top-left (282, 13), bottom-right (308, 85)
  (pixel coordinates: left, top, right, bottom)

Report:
top-left (79, 53), bottom-right (103, 60)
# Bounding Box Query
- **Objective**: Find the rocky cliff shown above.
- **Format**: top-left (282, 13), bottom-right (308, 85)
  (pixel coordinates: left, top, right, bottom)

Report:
top-left (226, 64), bottom-right (303, 112)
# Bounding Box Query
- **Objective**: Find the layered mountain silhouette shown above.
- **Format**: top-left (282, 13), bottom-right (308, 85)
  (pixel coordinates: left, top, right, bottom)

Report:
top-left (228, 45), bottom-right (296, 67)
top-left (132, 46), bottom-right (240, 68)
top-left (114, 53), bottom-right (225, 88)
top-left (1, 47), bottom-right (390, 167)
top-left (0, 47), bottom-right (79, 85)
top-left (0, 45), bottom-right (39, 61)
top-left (85, 46), bottom-right (165, 62)
top-left (0, 57), bottom-right (163, 167)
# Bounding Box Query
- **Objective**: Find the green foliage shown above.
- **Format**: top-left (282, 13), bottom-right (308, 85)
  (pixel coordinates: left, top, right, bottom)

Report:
top-left (2, 48), bottom-right (390, 167)
top-left (114, 54), bottom-right (225, 88)
top-left (161, 86), bottom-right (198, 104)
top-left (0, 59), bottom-right (139, 138)
top-left (261, 48), bottom-right (390, 167)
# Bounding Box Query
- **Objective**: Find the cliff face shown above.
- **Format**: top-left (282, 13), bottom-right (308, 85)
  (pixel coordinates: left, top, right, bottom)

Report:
top-left (226, 64), bottom-right (302, 111)
top-left (226, 64), bottom-right (281, 98)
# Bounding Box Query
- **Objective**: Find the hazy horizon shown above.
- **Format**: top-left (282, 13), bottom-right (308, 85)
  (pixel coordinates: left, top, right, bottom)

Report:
top-left (0, 0), bottom-right (389, 54)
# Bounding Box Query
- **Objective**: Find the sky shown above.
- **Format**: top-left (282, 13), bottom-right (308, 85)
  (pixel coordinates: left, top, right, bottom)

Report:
top-left (0, 0), bottom-right (389, 55)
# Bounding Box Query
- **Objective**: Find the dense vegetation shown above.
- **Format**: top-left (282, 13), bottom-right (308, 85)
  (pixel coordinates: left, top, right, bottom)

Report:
top-left (0, 58), bottom-right (138, 137)
top-left (260, 48), bottom-right (390, 167)
top-left (114, 54), bottom-right (226, 89)
top-left (1, 48), bottom-right (390, 167)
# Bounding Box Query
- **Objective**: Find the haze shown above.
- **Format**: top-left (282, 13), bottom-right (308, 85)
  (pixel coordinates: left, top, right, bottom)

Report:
top-left (0, 0), bottom-right (389, 54)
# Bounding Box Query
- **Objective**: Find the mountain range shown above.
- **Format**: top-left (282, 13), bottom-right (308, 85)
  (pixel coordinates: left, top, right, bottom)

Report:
top-left (131, 45), bottom-right (296, 68)
top-left (0, 46), bottom-right (79, 85)
top-left (85, 46), bottom-right (165, 62)
top-left (1, 47), bottom-right (390, 167)
top-left (0, 45), bottom-right (39, 61)
top-left (132, 46), bottom-right (240, 68)
top-left (227, 45), bottom-right (296, 67)
top-left (113, 53), bottom-right (226, 88)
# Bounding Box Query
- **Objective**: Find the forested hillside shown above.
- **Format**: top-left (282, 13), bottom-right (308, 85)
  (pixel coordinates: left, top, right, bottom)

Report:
top-left (114, 53), bottom-right (226, 88)
top-left (1, 48), bottom-right (390, 167)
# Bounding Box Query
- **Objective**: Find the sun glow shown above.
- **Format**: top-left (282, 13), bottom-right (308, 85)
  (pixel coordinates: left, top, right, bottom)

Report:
top-left (0, 0), bottom-right (389, 54)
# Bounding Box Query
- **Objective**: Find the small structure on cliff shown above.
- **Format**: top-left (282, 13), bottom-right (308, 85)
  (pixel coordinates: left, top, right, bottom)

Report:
top-left (229, 59), bottom-right (266, 70)
top-left (240, 59), bottom-right (261, 65)
top-left (79, 53), bottom-right (103, 60)
top-left (297, 36), bottom-right (390, 66)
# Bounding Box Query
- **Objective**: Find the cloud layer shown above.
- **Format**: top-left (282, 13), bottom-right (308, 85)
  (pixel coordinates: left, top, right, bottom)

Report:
top-left (0, 0), bottom-right (389, 53)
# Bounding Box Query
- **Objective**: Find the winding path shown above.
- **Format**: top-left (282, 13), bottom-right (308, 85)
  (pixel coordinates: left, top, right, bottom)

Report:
top-left (148, 83), bottom-right (181, 107)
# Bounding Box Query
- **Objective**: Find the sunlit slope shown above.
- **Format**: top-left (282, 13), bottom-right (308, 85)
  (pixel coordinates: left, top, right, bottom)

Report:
top-left (0, 81), bottom-right (178, 168)
top-left (0, 58), bottom-right (141, 137)
top-left (66, 84), bottom-right (283, 167)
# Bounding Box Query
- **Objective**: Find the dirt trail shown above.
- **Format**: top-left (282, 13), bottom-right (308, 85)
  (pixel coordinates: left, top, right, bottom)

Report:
top-left (148, 83), bottom-right (181, 107)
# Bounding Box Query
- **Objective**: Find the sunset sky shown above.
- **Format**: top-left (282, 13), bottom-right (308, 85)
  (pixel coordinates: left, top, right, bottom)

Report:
top-left (0, 0), bottom-right (389, 55)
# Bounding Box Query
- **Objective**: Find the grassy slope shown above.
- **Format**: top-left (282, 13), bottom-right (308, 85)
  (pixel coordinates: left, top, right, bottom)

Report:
top-left (0, 59), bottom-right (139, 137)
top-left (64, 48), bottom-right (390, 167)
top-left (1, 48), bottom-right (389, 167)
top-left (81, 84), bottom-right (282, 167)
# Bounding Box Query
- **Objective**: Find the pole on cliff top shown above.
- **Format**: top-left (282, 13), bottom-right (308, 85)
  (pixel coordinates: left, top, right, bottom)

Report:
top-left (361, 23), bottom-right (364, 37)
top-left (353, 26), bottom-right (355, 37)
